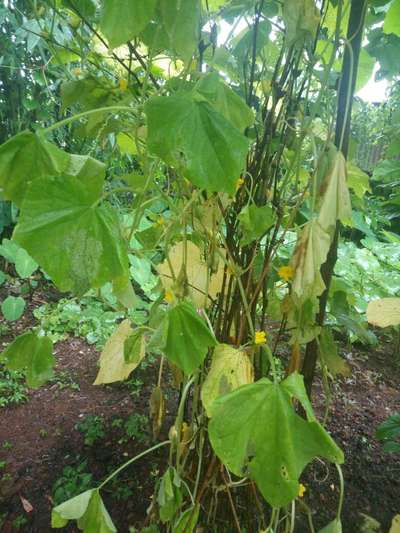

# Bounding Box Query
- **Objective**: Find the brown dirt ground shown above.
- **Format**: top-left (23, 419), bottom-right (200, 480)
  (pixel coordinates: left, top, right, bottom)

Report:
top-left (0, 292), bottom-right (399, 532)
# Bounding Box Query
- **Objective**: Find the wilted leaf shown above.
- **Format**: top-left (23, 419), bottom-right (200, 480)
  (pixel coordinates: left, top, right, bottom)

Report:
top-left (94, 320), bottom-right (143, 384)
top-left (291, 220), bottom-right (331, 302)
top-left (282, 0), bottom-right (320, 46)
top-left (173, 504), bottom-right (200, 533)
top-left (318, 150), bottom-right (352, 231)
top-left (201, 344), bottom-right (253, 416)
top-left (158, 241), bottom-right (224, 307)
top-left (150, 386), bottom-right (165, 439)
top-left (390, 514), bottom-right (400, 533)
top-left (366, 298), bottom-right (400, 328)
top-left (20, 496), bottom-right (33, 513)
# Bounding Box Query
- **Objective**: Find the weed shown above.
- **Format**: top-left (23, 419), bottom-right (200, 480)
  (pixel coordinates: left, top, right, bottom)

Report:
top-left (12, 514), bottom-right (28, 529)
top-left (50, 370), bottom-right (80, 391)
top-left (0, 365), bottom-right (27, 407)
top-left (76, 415), bottom-right (106, 445)
top-left (124, 414), bottom-right (148, 442)
top-left (52, 459), bottom-right (93, 505)
top-left (2, 441), bottom-right (13, 450)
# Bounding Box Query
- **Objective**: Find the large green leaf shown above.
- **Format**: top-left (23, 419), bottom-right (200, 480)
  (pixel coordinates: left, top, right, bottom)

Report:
top-left (0, 332), bottom-right (54, 388)
top-left (52, 489), bottom-right (116, 532)
top-left (208, 373), bottom-right (343, 507)
top-left (13, 176), bottom-right (129, 295)
top-left (146, 94), bottom-right (248, 194)
top-left (1, 296), bottom-right (26, 321)
top-left (100, 0), bottom-right (157, 49)
top-left (165, 301), bottom-right (217, 374)
top-left (159, 0), bottom-right (201, 60)
top-left (383, 0), bottom-right (400, 36)
top-left (0, 131), bottom-right (69, 206)
top-left (194, 72), bottom-right (254, 131)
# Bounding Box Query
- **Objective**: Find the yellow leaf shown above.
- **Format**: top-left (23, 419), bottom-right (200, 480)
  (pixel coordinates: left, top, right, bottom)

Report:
top-left (157, 241), bottom-right (224, 307)
top-left (291, 220), bottom-right (331, 301)
top-left (94, 320), bottom-right (143, 384)
top-left (201, 344), bottom-right (253, 417)
top-left (149, 386), bottom-right (164, 440)
top-left (366, 298), bottom-right (400, 328)
top-left (116, 132), bottom-right (137, 155)
top-left (318, 149), bottom-right (352, 231)
top-left (390, 515), bottom-right (400, 533)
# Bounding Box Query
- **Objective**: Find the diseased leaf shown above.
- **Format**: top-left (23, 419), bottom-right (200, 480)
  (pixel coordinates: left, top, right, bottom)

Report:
top-left (150, 386), bottom-right (165, 439)
top-left (209, 373), bottom-right (343, 507)
top-left (238, 204), bottom-right (275, 245)
top-left (165, 301), bottom-right (217, 375)
top-left (145, 94), bottom-right (249, 195)
top-left (13, 176), bottom-right (129, 296)
top-left (94, 320), bottom-right (143, 384)
top-left (291, 220), bottom-right (331, 302)
top-left (100, 0), bottom-right (157, 49)
top-left (318, 150), bottom-right (352, 231)
top-left (124, 329), bottom-right (145, 364)
top-left (52, 489), bottom-right (116, 532)
top-left (0, 332), bottom-right (54, 388)
top-left (1, 296), bottom-right (26, 321)
top-left (347, 162), bottom-right (371, 199)
top-left (282, 0), bottom-right (320, 46)
top-left (390, 515), bottom-right (400, 533)
top-left (158, 241), bottom-right (224, 307)
top-left (201, 344), bottom-right (253, 416)
top-left (366, 298), bottom-right (400, 327)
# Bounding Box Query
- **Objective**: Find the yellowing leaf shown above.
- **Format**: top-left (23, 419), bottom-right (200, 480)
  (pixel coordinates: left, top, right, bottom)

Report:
top-left (347, 162), bottom-right (371, 199)
top-left (390, 515), bottom-right (400, 533)
top-left (157, 241), bottom-right (224, 307)
top-left (366, 298), bottom-right (400, 328)
top-left (94, 320), bottom-right (144, 384)
top-left (318, 150), bottom-right (352, 231)
top-left (202, 344), bottom-right (254, 417)
top-left (291, 220), bottom-right (331, 302)
top-left (150, 386), bottom-right (165, 439)
top-left (116, 132), bottom-right (137, 155)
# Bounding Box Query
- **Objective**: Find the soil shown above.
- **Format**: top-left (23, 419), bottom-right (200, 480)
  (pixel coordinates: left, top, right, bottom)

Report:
top-left (0, 291), bottom-right (399, 533)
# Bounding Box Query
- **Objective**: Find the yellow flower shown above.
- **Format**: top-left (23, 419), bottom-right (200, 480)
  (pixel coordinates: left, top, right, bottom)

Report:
top-left (236, 177), bottom-right (244, 191)
top-left (254, 331), bottom-right (266, 345)
top-left (165, 290), bottom-right (174, 303)
top-left (278, 265), bottom-right (294, 282)
top-left (298, 483), bottom-right (306, 498)
top-left (72, 67), bottom-right (82, 76)
top-left (119, 78), bottom-right (128, 91)
top-left (156, 216), bottom-right (165, 226)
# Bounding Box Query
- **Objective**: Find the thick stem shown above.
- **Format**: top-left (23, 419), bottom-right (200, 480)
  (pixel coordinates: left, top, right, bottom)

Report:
top-left (302, 0), bottom-right (367, 397)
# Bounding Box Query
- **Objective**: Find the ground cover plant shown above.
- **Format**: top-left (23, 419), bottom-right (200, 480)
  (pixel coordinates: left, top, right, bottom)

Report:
top-left (0, 0), bottom-right (400, 531)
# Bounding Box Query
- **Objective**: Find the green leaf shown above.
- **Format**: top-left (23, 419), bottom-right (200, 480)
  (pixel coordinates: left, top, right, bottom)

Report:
top-left (209, 374), bottom-right (343, 507)
top-left (159, 0), bottom-right (201, 60)
top-left (376, 413), bottom-right (400, 441)
top-left (1, 296), bottom-right (26, 321)
top-left (52, 489), bottom-right (116, 532)
top-left (94, 320), bottom-right (144, 384)
top-left (124, 329), bottom-right (145, 364)
top-left (355, 49), bottom-right (375, 91)
top-left (173, 504), bottom-right (200, 533)
top-left (116, 132), bottom-right (137, 155)
top-left (194, 72), bottom-right (254, 131)
top-left (100, 0), bottom-right (157, 49)
top-left (61, 0), bottom-right (96, 18)
top-left (14, 247), bottom-right (38, 278)
top-left (201, 344), bottom-right (253, 417)
top-left (165, 301), bottom-right (217, 375)
top-left (0, 332), bottom-right (54, 388)
top-left (318, 519), bottom-right (343, 533)
top-left (0, 271), bottom-right (6, 285)
top-left (347, 162), bottom-right (371, 199)
top-left (318, 328), bottom-right (351, 377)
top-left (146, 94), bottom-right (249, 195)
top-left (13, 176), bottom-right (129, 295)
top-left (0, 238), bottom-right (20, 262)
top-left (157, 467), bottom-right (182, 523)
top-left (383, 0), bottom-right (400, 36)
top-left (238, 204), bottom-right (275, 245)
top-left (0, 131), bottom-right (69, 206)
